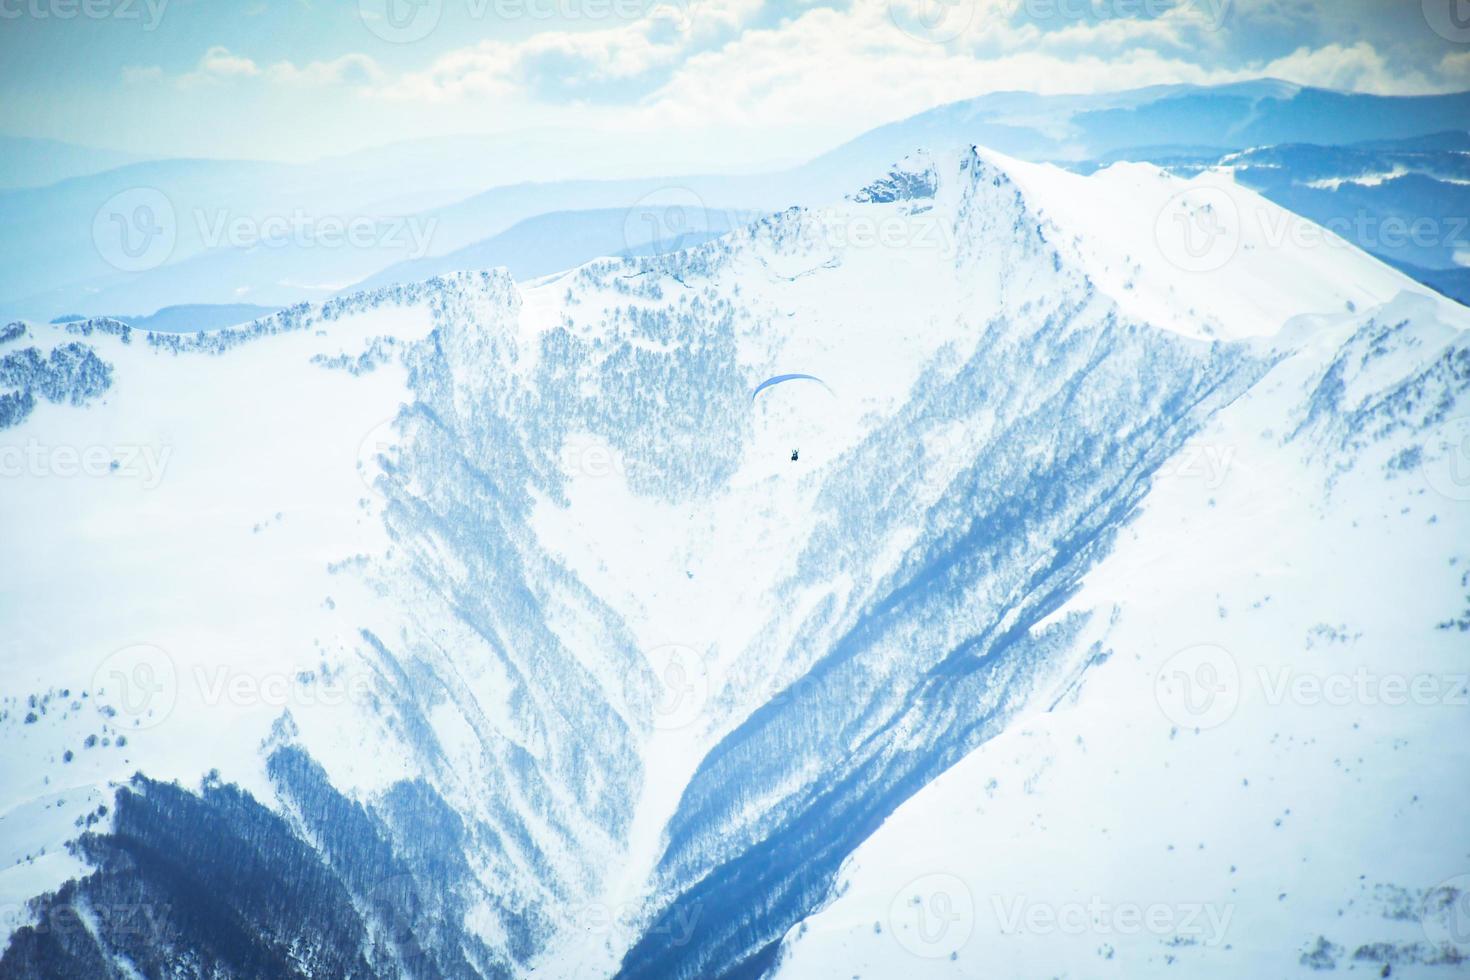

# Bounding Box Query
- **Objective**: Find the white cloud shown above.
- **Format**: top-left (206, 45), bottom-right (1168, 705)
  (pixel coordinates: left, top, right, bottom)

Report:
top-left (1440, 51), bottom-right (1470, 88)
top-left (161, 46), bottom-right (386, 91)
top-left (198, 46), bottom-right (261, 78)
top-left (386, 0), bottom-right (761, 104)
top-left (267, 54), bottom-right (386, 87)
top-left (137, 1), bottom-right (1467, 155)
top-left (122, 65), bottom-right (165, 85)
top-left (1253, 42), bottom-right (1440, 96)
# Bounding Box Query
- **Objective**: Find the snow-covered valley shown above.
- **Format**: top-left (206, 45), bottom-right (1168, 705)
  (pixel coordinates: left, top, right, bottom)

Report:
top-left (0, 146), bottom-right (1466, 979)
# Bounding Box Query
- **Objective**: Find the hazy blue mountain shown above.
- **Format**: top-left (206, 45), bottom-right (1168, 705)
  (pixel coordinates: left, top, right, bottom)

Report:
top-left (5, 82), bottom-right (1468, 331)
top-left (0, 135), bottom-right (144, 190)
top-left (53, 303), bottom-right (281, 334)
top-left (349, 207), bottom-right (750, 293)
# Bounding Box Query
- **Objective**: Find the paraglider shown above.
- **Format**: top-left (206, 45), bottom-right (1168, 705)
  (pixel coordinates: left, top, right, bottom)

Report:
top-left (751, 374), bottom-right (834, 402)
top-left (752, 373), bottom-right (832, 464)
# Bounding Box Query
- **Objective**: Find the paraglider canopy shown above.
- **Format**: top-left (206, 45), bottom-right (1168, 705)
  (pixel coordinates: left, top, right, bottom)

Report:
top-left (751, 373), bottom-right (833, 467)
top-left (751, 374), bottom-right (834, 402)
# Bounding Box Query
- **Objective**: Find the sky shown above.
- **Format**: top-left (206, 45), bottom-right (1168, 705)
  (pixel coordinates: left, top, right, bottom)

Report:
top-left (0, 0), bottom-right (1466, 165)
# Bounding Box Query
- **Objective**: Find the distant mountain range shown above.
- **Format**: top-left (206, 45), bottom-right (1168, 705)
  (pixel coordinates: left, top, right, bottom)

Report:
top-left (0, 136), bottom-right (144, 191)
top-left (4, 81), bottom-right (1467, 327)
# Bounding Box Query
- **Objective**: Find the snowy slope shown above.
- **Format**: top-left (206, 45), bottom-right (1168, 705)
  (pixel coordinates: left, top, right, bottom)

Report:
top-left (772, 291), bottom-right (1470, 978)
top-left (0, 147), bottom-right (1465, 979)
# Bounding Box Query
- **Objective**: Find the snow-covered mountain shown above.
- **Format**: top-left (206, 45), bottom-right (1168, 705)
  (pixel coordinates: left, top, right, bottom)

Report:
top-left (1073, 132), bottom-right (1470, 305)
top-left (0, 146), bottom-right (1466, 979)
top-left (9, 83), bottom-right (1469, 328)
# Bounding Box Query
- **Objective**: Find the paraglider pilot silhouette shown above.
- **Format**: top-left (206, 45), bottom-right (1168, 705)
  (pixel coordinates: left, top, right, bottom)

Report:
top-left (751, 373), bottom-right (833, 462)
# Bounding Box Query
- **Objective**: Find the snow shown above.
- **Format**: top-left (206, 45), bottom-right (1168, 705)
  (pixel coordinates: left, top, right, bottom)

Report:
top-left (1, 144), bottom-right (1465, 977)
top-left (992, 152), bottom-right (1463, 341)
top-left (0, 302), bottom-right (437, 907)
top-left (772, 292), bottom-right (1470, 978)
